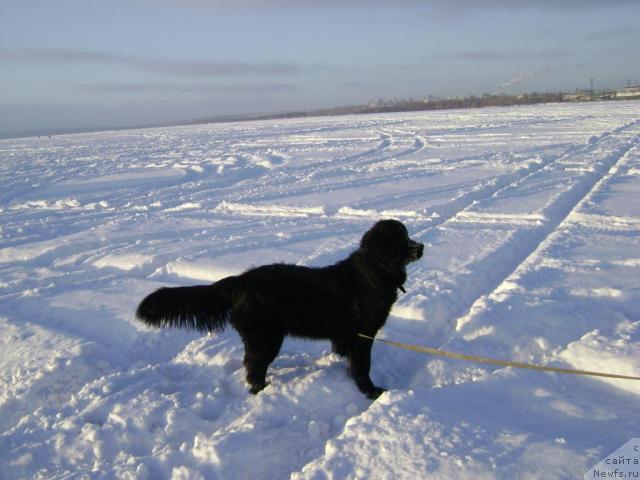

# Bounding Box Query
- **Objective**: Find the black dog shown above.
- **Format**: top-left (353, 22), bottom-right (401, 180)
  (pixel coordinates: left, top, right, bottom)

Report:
top-left (136, 219), bottom-right (423, 399)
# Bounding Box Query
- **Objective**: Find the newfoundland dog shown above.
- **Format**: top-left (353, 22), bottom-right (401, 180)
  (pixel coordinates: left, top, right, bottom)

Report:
top-left (136, 219), bottom-right (423, 399)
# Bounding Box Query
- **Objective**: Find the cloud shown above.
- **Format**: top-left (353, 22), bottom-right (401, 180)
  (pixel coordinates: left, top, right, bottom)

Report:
top-left (431, 0), bottom-right (639, 16)
top-left (159, 0), bottom-right (638, 11)
top-left (139, 59), bottom-right (300, 76)
top-left (76, 82), bottom-right (300, 95)
top-left (0, 47), bottom-right (302, 77)
top-left (342, 81), bottom-right (376, 89)
top-left (435, 49), bottom-right (571, 62)
top-left (0, 48), bottom-right (127, 64)
top-left (582, 25), bottom-right (640, 42)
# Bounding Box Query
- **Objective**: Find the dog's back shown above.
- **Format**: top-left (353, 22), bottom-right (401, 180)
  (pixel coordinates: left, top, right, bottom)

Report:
top-left (229, 262), bottom-right (357, 339)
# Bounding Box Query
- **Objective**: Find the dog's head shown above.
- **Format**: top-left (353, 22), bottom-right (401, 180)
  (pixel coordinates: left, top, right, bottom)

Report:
top-left (360, 219), bottom-right (424, 266)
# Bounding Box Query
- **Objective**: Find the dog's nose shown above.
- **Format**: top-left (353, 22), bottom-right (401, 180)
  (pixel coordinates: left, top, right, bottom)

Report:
top-left (409, 240), bottom-right (423, 259)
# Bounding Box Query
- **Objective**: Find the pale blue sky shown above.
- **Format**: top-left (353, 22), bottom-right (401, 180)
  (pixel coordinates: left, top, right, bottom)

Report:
top-left (1, 1), bottom-right (638, 137)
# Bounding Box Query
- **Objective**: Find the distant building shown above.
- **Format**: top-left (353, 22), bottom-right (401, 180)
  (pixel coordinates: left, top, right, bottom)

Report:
top-left (563, 91), bottom-right (592, 102)
top-left (614, 85), bottom-right (640, 99)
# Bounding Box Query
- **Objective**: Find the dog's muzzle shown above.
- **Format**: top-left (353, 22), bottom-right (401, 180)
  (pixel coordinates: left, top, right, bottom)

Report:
top-left (408, 240), bottom-right (424, 262)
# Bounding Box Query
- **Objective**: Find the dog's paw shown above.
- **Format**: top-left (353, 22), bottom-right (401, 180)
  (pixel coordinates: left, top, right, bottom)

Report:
top-left (248, 382), bottom-right (269, 394)
top-left (366, 386), bottom-right (387, 400)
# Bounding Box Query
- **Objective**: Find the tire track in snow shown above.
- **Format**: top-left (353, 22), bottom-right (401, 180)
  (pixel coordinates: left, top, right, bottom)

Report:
top-left (410, 119), bottom-right (640, 239)
top-left (236, 129), bottom-right (425, 204)
top-left (374, 121), bottom-right (640, 391)
top-left (454, 133), bottom-right (640, 335)
top-left (426, 125), bottom-right (640, 346)
top-left (204, 138), bottom-right (581, 232)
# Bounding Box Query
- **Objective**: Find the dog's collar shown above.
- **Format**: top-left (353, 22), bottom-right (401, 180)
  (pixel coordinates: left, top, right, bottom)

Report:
top-left (358, 250), bottom-right (407, 294)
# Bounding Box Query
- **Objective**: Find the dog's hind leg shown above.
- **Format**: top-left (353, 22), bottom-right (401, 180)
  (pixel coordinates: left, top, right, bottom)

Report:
top-left (241, 332), bottom-right (284, 394)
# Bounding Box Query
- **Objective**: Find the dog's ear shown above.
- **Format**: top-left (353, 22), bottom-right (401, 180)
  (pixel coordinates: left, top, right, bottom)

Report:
top-left (360, 227), bottom-right (386, 258)
top-left (360, 220), bottom-right (405, 264)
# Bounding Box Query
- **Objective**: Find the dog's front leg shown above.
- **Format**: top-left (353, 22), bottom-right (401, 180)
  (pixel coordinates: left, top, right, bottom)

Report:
top-left (348, 335), bottom-right (386, 399)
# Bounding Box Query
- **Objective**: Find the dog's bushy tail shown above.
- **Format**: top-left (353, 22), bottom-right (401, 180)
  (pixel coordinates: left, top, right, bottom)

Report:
top-left (136, 277), bottom-right (237, 333)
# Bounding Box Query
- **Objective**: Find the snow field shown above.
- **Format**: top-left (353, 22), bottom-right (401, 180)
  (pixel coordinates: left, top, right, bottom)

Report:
top-left (1, 101), bottom-right (640, 479)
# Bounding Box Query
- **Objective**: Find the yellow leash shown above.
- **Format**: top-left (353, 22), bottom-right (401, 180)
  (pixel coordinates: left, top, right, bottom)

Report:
top-left (358, 333), bottom-right (640, 381)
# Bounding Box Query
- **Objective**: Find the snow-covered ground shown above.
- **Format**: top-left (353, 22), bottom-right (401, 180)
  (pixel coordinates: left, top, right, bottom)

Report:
top-left (1, 101), bottom-right (639, 479)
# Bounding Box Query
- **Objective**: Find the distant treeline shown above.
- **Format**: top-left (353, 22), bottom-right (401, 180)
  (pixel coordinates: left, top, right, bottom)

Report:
top-left (199, 89), bottom-right (639, 125)
top-left (352, 92), bottom-right (566, 115)
top-left (201, 92), bottom-right (567, 125)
